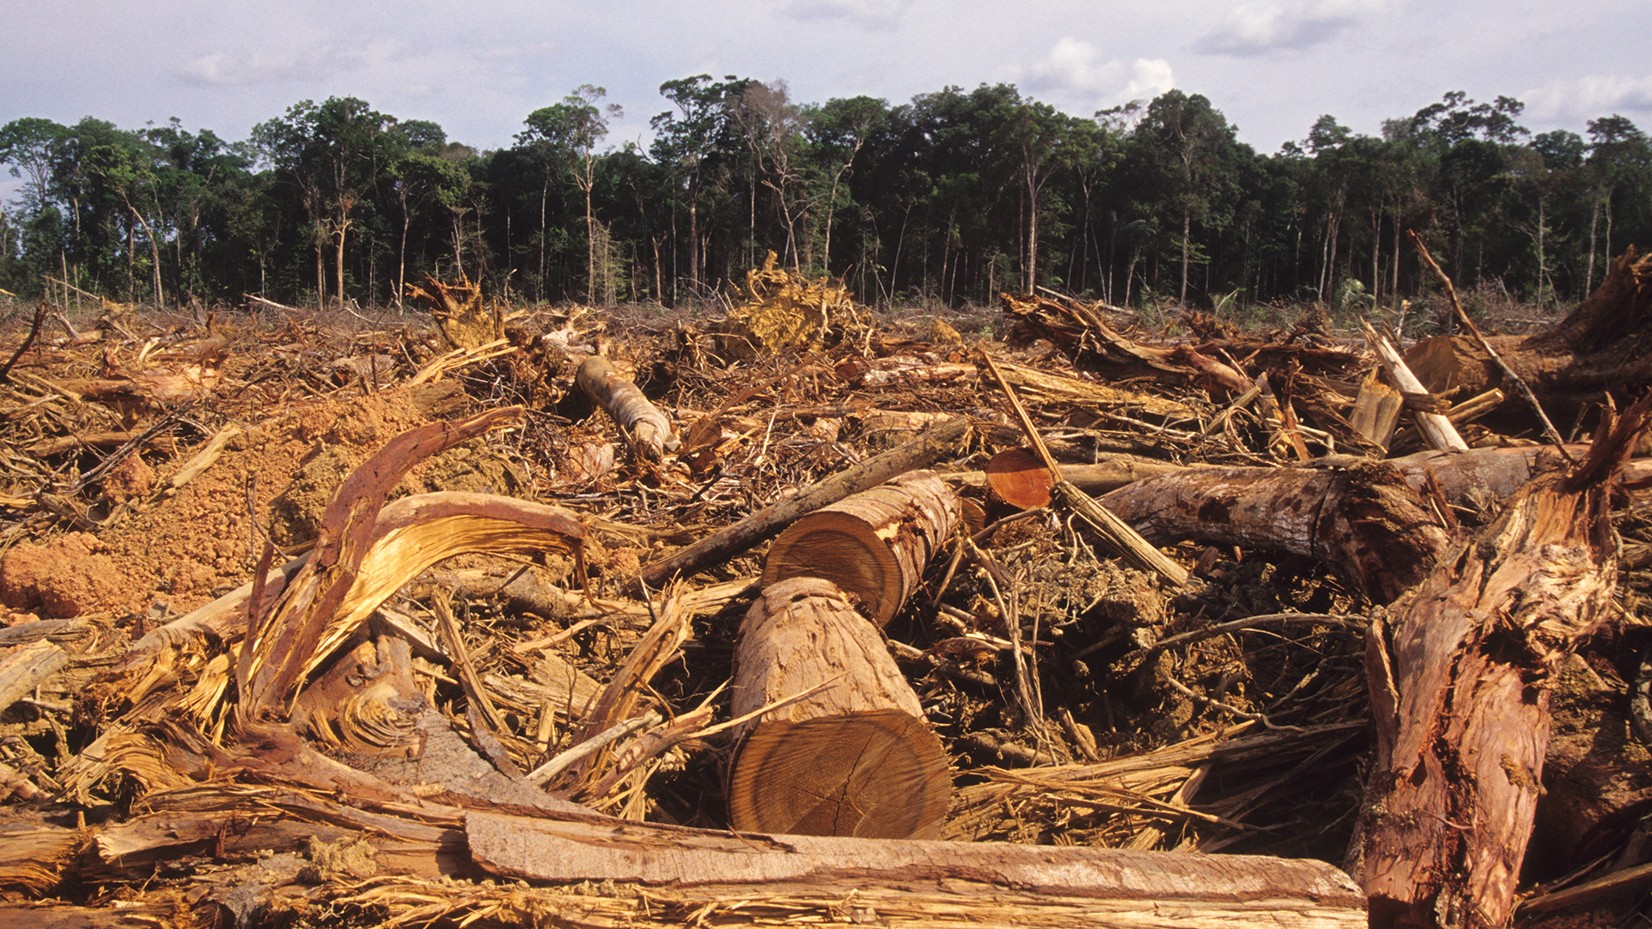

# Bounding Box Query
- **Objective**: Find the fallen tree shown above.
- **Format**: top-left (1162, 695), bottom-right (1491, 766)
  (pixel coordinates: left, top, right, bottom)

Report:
top-left (1356, 395), bottom-right (1651, 929)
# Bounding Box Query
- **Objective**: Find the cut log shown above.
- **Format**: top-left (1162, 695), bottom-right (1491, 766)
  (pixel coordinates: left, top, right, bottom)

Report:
top-left (639, 415), bottom-right (968, 588)
top-left (1100, 462), bottom-right (1449, 603)
top-left (1355, 396), bottom-right (1648, 929)
top-left (575, 354), bottom-right (677, 460)
top-left (727, 578), bottom-right (950, 839)
top-left (762, 469), bottom-right (960, 625)
top-left (985, 446), bottom-right (1056, 508)
top-left (467, 810), bottom-right (1368, 928)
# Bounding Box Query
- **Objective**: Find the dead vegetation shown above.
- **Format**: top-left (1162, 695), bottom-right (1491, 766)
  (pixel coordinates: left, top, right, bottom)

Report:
top-left (0, 257), bottom-right (1649, 928)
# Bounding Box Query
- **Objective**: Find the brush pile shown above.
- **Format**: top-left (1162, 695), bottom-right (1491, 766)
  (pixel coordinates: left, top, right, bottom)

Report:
top-left (0, 257), bottom-right (1649, 928)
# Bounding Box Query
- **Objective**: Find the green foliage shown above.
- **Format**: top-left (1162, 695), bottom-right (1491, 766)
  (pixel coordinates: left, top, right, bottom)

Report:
top-left (0, 83), bottom-right (1647, 314)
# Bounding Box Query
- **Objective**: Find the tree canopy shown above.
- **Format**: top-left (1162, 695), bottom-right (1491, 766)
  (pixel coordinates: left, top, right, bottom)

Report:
top-left (3, 85), bottom-right (1648, 316)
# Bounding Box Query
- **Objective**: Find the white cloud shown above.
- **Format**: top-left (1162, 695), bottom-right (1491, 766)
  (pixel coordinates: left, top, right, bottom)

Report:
top-left (1522, 75), bottom-right (1652, 123)
top-left (1019, 38), bottom-right (1174, 113)
top-left (781, 0), bottom-right (913, 27)
top-left (1199, 0), bottom-right (1396, 56)
top-left (175, 40), bottom-right (401, 87)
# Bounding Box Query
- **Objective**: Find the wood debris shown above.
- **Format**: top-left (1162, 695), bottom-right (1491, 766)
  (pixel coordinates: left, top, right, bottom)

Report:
top-left (0, 261), bottom-right (1649, 929)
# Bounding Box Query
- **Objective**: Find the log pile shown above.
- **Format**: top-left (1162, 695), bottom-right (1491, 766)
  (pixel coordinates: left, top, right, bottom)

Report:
top-left (0, 256), bottom-right (1649, 928)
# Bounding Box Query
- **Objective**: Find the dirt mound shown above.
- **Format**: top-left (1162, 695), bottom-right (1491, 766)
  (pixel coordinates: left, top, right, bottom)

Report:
top-left (1, 381), bottom-right (493, 620)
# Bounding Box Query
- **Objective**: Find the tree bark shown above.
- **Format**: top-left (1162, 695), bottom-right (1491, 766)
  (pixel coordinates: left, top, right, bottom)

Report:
top-left (762, 470), bottom-right (960, 626)
top-left (1100, 462), bottom-right (1449, 603)
top-left (727, 577), bottom-right (950, 839)
top-left (1356, 400), bottom-right (1646, 929)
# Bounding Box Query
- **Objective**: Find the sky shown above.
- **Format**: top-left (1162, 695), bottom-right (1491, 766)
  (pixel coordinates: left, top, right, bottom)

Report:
top-left (3, 0), bottom-right (1651, 161)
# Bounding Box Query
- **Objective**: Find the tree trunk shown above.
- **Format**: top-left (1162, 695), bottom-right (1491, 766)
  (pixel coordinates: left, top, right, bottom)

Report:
top-left (583, 159), bottom-right (596, 304)
top-left (1356, 403), bottom-right (1644, 929)
top-left (727, 577), bottom-right (950, 839)
top-left (124, 200), bottom-right (164, 307)
top-left (538, 178), bottom-right (549, 301)
top-left (1100, 463), bottom-right (1449, 603)
top-left (333, 214), bottom-right (350, 309)
top-left (639, 416), bottom-right (968, 588)
top-left (397, 213), bottom-right (409, 311)
top-left (762, 470), bottom-right (960, 626)
top-left (1180, 204), bottom-right (1192, 306)
top-left (574, 355), bottom-right (676, 461)
top-left (314, 227), bottom-right (326, 308)
top-left (1025, 169), bottom-right (1040, 295)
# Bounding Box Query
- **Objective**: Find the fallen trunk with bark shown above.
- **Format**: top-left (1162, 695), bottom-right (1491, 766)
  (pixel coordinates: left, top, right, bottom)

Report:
top-left (728, 577), bottom-right (951, 839)
top-left (1405, 247), bottom-right (1652, 424)
top-left (576, 354), bottom-right (678, 460)
top-left (1356, 396), bottom-right (1650, 929)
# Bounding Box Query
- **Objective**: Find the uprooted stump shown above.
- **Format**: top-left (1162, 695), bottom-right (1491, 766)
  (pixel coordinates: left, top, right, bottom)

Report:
top-left (405, 272), bottom-right (505, 351)
top-left (719, 250), bottom-right (857, 357)
top-left (1405, 246), bottom-right (1652, 422)
top-left (728, 577), bottom-right (951, 839)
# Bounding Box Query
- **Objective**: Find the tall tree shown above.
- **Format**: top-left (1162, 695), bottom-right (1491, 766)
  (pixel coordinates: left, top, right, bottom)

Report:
top-left (253, 97), bottom-right (397, 306)
top-left (1127, 90), bottom-right (1246, 306)
top-left (651, 75), bottom-right (756, 297)
top-left (520, 86), bottom-right (621, 302)
top-left (805, 95), bottom-right (887, 277)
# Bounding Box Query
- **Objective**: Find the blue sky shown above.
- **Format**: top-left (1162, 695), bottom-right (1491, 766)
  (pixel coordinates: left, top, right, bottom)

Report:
top-left (3, 0), bottom-right (1649, 157)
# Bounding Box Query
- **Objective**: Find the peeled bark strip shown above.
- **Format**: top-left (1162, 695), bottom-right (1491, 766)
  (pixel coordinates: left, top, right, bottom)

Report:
top-left (1357, 399), bottom-right (1647, 929)
top-left (467, 810), bottom-right (1367, 928)
top-left (1351, 368), bottom-right (1404, 451)
top-left (576, 354), bottom-right (676, 460)
top-left (728, 578), bottom-right (950, 839)
top-left (236, 408), bottom-right (586, 722)
top-left (1101, 463), bottom-right (1449, 603)
top-left (762, 470), bottom-right (960, 625)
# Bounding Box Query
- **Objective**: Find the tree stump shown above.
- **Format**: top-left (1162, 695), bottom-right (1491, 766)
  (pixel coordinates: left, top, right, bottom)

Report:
top-left (728, 577), bottom-right (950, 839)
top-left (761, 470), bottom-right (960, 626)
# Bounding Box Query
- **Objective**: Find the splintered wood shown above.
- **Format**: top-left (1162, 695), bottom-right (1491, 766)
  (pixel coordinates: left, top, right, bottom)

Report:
top-left (2, 262), bottom-right (1651, 928)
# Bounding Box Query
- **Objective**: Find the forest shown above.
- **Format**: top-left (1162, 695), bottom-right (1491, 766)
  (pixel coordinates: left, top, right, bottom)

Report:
top-left (2, 79), bottom-right (1649, 319)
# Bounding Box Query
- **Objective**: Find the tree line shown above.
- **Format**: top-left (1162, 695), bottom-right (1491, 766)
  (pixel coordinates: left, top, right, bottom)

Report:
top-left (2, 79), bottom-right (1649, 315)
